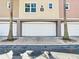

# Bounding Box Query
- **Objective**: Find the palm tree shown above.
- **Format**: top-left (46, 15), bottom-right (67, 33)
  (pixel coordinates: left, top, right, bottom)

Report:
top-left (63, 0), bottom-right (70, 40)
top-left (7, 0), bottom-right (14, 41)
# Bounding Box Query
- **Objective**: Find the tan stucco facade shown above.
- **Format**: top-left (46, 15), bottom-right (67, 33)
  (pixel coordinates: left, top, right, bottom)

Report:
top-left (0, 0), bottom-right (79, 20)
top-left (59, 0), bottom-right (79, 20)
top-left (19, 0), bottom-right (59, 19)
top-left (0, 0), bottom-right (59, 19)
top-left (0, 0), bottom-right (19, 18)
top-left (0, 0), bottom-right (79, 37)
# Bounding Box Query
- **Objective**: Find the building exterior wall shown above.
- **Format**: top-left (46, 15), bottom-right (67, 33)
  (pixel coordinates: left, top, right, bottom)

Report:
top-left (0, 0), bottom-right (19, 18)
top-left (19, 0), bottom-right (59, 19)
top-left (66, 0), bottom-right (79, 18)
top-left (59, 0), bottom-right (64, 18)
top-left (0, 0), bottom-right (79, 19)
top-left (59, 0), bottom-right (79, 19)
top-left (0, 0), bottom-right (79, 37)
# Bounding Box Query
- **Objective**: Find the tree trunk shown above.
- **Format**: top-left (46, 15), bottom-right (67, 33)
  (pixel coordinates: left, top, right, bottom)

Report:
top-left (63, 0), bottom-right (69, 40)
top-left (7, 0), bottom-right (13, 41)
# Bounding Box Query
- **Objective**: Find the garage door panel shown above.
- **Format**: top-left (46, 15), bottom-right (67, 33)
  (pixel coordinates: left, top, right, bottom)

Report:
top-left (0, 22), bottom-right (17, 36)
top-left (22, 22), bottom-right (56, 36)
top-left (61, 22), bottom-right (79, 36)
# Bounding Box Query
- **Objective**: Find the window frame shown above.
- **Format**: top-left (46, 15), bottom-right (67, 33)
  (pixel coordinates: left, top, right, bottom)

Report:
top-left (31, 3), bottom-right (36, 12)
top-left (7, 0), bottom-right (10, 9)
top-left (25, 3), bottom-right (36, 12)
top-left (49, 3), bottom-right (53, 9)
top-left (25, 3), bottom-right (30, 12)
top-left (65, 2), bottom-right (70, 10)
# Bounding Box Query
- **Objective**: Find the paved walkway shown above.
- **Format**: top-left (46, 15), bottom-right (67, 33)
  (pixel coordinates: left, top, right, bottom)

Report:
top-left (0, 37), bottom-right (79, 45)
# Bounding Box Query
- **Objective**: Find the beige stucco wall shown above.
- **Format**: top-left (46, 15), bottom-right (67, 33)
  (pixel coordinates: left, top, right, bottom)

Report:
top-left (59, 0), bottom-right (79, 19)
top-left (66, 0), bottom-right (79, 18)
top-left (59, 0), bottom-right (64, 18)
top-left (19, 0), bottom-right (59, 19)
top-left (0, 0), bottom-right (19, 18)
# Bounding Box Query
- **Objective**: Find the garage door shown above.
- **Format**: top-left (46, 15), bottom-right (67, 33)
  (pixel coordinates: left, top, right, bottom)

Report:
top-left (0, 22), bottom-right (17, 36)
top-left (61, 22), bottom-right (79, 36)
top-left (22, 22), bottom-right (56, 36)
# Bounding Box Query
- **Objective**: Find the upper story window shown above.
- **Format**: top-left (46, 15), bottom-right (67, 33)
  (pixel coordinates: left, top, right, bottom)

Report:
top-left (49, 3), bottom-right (52, 9)
top-left (31, 3), bottom-right (36, 12)
top-left (25, 3), bottom-right (30, 12)
top-left (65, 3), bottom-right (70, 10)
top-left (7, 1), bottom-right (10, 9)
top-left (25, 3), bottom-right (36, 12)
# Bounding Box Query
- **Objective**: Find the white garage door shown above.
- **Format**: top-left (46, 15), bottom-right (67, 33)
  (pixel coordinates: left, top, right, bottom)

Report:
top-left (0, 22), bottom-right (17, 36)
top-left (61, 22), bottom-right (79, 36)
top-left (22, 22), bottom-right (56, 36)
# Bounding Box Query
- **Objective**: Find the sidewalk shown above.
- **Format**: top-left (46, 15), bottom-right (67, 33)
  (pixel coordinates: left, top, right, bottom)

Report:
top-left (0, 37), bottom-right (79, 45)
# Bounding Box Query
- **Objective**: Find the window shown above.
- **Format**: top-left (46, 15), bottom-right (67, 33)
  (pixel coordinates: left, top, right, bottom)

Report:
top-left (7, 1), bottom-right (10, 9)
top-left (49, 3), bottom-right (52, 9)
top-left (31, 3), bottom-right (36, 12)
top-left (25, 3), bottom-right (30, 12)
top-left (25, 3), bottom-right (36, 12)
top-left (65, 3), bottom-right (70, 10)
